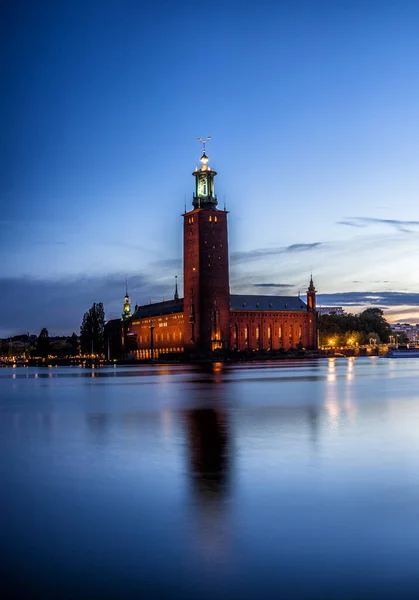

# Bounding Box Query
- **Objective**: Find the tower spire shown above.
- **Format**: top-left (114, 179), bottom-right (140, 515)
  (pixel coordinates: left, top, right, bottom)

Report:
top-left (122, 280), bottom-right (132, 320)
top-left (309, 273), bottom-right (315, 291)
top-left (192, 137), bottom-right (218, 209)
top-left (174, 275), bottom-right (179, 301)
top-left (197, 136), bottom-right (211, 154)
top-left (306, 274), bottom-right (318, 350)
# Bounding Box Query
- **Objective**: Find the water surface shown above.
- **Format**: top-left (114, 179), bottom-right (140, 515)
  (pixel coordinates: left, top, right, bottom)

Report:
top-left (2, 358), bottom-right (419, 599)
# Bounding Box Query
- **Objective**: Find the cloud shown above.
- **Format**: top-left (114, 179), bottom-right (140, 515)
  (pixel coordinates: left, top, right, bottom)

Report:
top-left (317, 291), bottom-right (419, 308)
top-left (385, 306), bottom-right (419, 318)
top-left (231, 242), bottom-right (322, 264)
top-left (287, 243), bottom-right (322, 252)
top-left (2, 273), bottom-right (419, 337)
top-left (34, 241), bottom-right (67, 246)
top-left (338, 217), bottom-right (419, 233)
top-left (102, 240), bottom-right (147, 252)
top-left (151, 243), bottom-right (322, 270)
top-left (337, 220), bottom-right (365, 228)
top-left (152, 257), bottom-right (183, 270)
top-left (0, 274), bottom-right (173, 337)
top-left (253, 283), bottom-right (294, 288)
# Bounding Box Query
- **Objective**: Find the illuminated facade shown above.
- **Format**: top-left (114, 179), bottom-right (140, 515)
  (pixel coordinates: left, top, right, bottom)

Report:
top-left (117, 145), bottom-right (317, 358)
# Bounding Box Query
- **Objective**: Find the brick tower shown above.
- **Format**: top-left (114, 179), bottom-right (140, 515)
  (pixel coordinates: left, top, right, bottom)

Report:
top-left (183, 140), bottom-right (230, 352)
top-left (306, 275), bottom-right (318, 349)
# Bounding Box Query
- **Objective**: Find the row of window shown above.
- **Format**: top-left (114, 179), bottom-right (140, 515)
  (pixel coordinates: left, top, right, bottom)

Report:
top-left (136, 348), bottom-right (184, 359)
top-left (138, 331), bottom-right (183, 344)
top-left (235, 325), bottom-right (303, 340)
top-left (187, 215), bottom-right (219, 224)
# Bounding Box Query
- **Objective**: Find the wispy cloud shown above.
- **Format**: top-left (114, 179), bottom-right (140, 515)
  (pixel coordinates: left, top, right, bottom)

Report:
top-left (34, 241), bottom-right (67, 246)
top-left (253, 283), bottom-right (294, 288)
top-left (287, 243), bottom-right (322, 252)
top-left (318, 291), bottom-right (419, 308)
top-left (338, 217), bottom-right (419, 233)
top-left (231, 242), bottom-right (323, 264)
top-left (102, 240), bottom-right (147, 252)
top-left (337, 220), bottom-right (365, 228)
top-left (150, 242), bottom-right (323, 270)
top-left (152, 257), bottom-right (183, 271)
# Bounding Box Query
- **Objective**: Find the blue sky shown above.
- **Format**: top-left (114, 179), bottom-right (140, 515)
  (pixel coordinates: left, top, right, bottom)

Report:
top-left (2, 0), bottom-right (419, 336)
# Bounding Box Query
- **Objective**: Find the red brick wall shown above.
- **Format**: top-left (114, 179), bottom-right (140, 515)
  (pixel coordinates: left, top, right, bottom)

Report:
top-left (126, 306), bottom-right (316, 358)
top-left (183, 211), bottom-right (200, 349)
top-left (306, 292), bottom-right (317, 349)
top-left (183, 209), bottom-right (230, 351)
top-left (128, 313), bottom-right (185, 359)
top-left (229, 311), bottom-right (314, 351)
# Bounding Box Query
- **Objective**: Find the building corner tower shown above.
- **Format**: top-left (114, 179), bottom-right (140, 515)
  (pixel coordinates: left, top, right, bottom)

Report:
top-left (306, 275), bottom-right (318, 349)
top-left (183, 141), bottom-right (230, 352)
top-left (122, 280), bottom-right (132, 320)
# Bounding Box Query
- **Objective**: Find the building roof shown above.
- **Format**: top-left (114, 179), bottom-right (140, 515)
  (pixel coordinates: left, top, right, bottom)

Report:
top-left (230, 294), bottom-right (307, 312)
top-left (129, 294), bottom-right (307, 319)
top-left (131, 299), bottom-right (184, 319)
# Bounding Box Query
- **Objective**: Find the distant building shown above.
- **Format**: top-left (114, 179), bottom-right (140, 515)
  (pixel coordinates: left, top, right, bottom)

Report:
top-left (106, 145), bottom-right (318, 358)
top-left (390, 323), bottom-right (419, 343)
top-left (317, 307), bottom-right (345, 317)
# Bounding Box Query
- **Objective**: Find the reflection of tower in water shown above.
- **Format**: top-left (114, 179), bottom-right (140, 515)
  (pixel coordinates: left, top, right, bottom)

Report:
top-left (183, 365), bottom-right (232, 558)
top-left (186, 408), bottom-right (229, 499)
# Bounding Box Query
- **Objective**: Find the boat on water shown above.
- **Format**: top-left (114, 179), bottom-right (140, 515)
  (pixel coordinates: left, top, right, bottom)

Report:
top-left (386, 346), bottom-right (419, 358)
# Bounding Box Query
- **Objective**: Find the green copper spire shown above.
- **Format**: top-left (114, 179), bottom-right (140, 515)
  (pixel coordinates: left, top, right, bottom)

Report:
top-left (192, 137), bottom-right (218, 209)
top-left (122, 279), bottom-right (132, 320)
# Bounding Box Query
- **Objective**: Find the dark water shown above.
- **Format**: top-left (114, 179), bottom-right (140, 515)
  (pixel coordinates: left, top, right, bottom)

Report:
top-left (2, 358), bottom-right (419, 599)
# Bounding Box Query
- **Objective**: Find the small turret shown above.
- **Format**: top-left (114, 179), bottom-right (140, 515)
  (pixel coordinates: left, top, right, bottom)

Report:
top-left (307, 275), bottom-right (316, 312)
top-left (174, 276), bottom-right (179, 301)
top-left (122, 279), bottom-right (132, 320)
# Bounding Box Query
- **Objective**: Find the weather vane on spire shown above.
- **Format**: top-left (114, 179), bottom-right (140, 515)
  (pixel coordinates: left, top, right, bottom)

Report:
top-left (197, 136), bottom-right (211, 153)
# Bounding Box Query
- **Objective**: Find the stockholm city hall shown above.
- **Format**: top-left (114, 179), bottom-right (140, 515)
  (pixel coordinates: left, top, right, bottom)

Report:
top-left (111, 141), bottom-right (318, 359)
